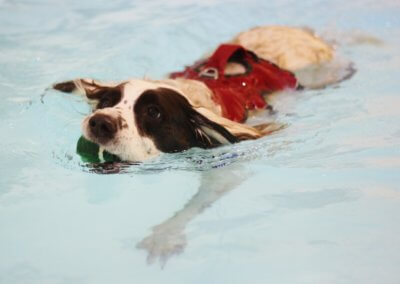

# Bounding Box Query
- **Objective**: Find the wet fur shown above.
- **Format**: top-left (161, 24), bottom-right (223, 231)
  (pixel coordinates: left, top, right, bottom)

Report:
top-left (53, 26), bottom-right (353, 162)
top-left (54, 78), bottom-right (276, 162)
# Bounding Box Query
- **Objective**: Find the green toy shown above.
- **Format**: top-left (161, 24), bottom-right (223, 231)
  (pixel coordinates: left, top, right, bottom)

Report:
top-left (76, 136), bottom-right (120, 163)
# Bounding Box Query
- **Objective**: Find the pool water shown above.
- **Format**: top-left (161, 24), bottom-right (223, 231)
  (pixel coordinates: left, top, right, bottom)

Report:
top-left (1, 0), bottom-right (400, 283)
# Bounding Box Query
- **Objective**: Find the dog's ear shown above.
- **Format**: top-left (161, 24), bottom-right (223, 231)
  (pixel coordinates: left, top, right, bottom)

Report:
top-left (53, 79), bottom-right (123, 109)
top-left (134, 87), bottom-right (240, 151)
top-left (144, 88), bottom-right (282, 149)
top-left (194, 107), bottom-right (284, 142)
top-left (188, 108), bottom-right (240, 148)
top-left (177, 97), bottom-right (283, 148)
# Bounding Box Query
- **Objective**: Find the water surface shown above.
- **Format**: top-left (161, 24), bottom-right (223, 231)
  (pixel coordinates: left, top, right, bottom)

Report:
top-left (1, 0), bottom-right (400, 283)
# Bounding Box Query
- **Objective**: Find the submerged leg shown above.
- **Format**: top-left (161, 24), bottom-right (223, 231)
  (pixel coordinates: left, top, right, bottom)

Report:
top-left (136, 163), bottom-right (250, 267)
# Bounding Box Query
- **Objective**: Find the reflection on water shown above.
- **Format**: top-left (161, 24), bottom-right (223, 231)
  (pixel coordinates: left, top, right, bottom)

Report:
top-left (268, 188), bottom-right (361, 209)
top-left (137, 163), bottom-right (250, 266)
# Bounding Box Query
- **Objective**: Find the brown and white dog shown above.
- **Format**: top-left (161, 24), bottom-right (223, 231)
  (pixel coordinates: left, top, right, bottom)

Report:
top-left (53, 26), bottom-right (353, 162)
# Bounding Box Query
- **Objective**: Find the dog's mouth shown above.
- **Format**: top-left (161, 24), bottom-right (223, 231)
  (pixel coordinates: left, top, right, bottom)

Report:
top-left (76, 135), bottom-right (121, 164)
top-left (84, 132), bottom-right (112, 148)
top-left (76, 135), bottom-right (144, 174)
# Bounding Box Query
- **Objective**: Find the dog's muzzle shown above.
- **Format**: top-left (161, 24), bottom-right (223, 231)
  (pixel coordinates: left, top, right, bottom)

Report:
top-left (88, 113), bottom-right (117, 144)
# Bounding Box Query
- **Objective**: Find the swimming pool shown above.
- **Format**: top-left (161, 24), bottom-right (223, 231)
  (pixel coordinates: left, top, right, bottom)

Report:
top-left (1, 0), bottom-right (400, 283)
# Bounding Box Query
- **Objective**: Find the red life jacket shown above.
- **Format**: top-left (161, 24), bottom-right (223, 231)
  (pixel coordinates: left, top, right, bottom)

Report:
top-left (170, 44), bottom-right (298, 122)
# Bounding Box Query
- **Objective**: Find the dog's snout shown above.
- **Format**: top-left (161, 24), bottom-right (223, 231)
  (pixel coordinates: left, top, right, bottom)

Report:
top-left (88, 114), bottom-right (117, 143)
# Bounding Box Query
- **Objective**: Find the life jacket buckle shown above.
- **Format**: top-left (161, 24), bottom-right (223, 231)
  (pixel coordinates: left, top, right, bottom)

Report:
top-left (199, 67), bottom-right (219, 80)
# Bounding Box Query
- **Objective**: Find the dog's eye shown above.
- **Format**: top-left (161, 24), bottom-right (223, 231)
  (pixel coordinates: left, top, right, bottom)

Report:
top-left (147, 106), bottom-right (161, 119)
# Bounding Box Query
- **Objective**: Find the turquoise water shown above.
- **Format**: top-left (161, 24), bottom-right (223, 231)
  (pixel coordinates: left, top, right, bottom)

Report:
top-left (1, 0), bottom-right (400, 283)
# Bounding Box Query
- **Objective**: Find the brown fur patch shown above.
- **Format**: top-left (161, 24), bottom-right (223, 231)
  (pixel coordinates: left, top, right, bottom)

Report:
top-left (53, 81), bottom-right (76, 93)
top-left (133, 88), bottom-right (239, 153)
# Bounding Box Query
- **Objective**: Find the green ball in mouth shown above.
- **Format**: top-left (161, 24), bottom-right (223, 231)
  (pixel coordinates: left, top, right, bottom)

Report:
top-left (76, 136), bottom-right (120, 163)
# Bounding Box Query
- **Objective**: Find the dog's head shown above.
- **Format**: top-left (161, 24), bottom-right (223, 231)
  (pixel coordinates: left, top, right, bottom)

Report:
top-left (54, 79), bottom-right (274, 162)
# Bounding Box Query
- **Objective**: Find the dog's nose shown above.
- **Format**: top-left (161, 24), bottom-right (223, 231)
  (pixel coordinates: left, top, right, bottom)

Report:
top-left (88, 114), bottom-right (117, 143)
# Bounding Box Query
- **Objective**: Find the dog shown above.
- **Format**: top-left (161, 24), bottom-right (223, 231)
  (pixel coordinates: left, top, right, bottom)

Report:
top-left (52, 25), bottom-right (355, 265)
top-left (53, 26), bottom-right (354, 163)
